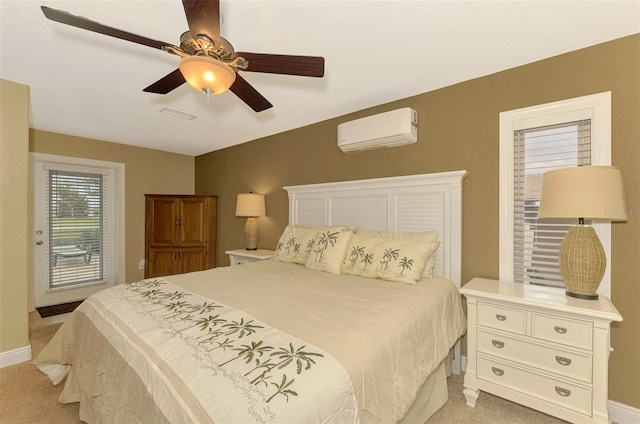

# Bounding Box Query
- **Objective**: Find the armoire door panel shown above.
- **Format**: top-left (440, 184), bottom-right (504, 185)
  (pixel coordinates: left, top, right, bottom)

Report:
top-left (178, 249), bottom-right (207, 274)
top-left (147, 248), bottom-right (177, 278)
top-left (179, 198), bottom-right (208, 246)
top-left (147, 198), bottom-right (178, 246)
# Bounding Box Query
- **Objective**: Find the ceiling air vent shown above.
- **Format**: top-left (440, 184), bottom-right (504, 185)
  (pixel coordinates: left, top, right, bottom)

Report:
top-left (160, 108), bottom-right (198, 120)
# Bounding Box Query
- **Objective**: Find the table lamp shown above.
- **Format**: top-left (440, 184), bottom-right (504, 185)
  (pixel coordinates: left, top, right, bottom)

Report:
top-left (538, 166), bottom-right (627, 299)
top-left (236, 193), bottom-right (266, 250)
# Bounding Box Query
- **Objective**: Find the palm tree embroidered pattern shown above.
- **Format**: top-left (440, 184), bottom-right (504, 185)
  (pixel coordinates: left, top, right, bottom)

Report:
top-left (119, 278), bottom-right (328, 409)
top-left (312, 230), bottom-right (339, 263)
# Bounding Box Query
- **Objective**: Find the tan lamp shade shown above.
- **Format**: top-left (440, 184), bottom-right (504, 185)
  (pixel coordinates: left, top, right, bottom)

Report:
top-left (538, 166), bottom-right (627, 221)
top-left (236, 193), bottom-right (266, 250)
top-left (538, 166), bottom-right (627, 300)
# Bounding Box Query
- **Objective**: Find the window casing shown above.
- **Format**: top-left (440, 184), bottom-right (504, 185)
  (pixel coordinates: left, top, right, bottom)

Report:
top-left (499, 92), bottom-right (612, 297)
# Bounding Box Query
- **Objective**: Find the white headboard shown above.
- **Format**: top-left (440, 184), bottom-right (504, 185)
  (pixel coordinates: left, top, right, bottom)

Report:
top-left (283, 170), bottom-right (468, 289)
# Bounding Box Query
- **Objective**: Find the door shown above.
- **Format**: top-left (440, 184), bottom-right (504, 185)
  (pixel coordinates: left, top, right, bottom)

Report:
top-left (147, 248), bottom-right (207, 278)
top-left (178, 248), bottom-right (207, 274)
top-left (179, 198), bottom-right (208, 246)
top-left (147, 248), bottom-right (178, 278)
top-left (146, 197), bottom-right (178, 246)
top-left (33, 157), bottom-right (119, 307)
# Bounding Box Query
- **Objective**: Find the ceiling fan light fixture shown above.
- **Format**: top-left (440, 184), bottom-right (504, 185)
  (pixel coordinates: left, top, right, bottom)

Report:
top-left (178, 55), bottom-right (236, 95)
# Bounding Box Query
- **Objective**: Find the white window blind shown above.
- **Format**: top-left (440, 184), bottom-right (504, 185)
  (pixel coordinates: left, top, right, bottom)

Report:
top-left (513, 120), bottom-right (591, 287)
top-left (47, 169), bottom-right (110, 289)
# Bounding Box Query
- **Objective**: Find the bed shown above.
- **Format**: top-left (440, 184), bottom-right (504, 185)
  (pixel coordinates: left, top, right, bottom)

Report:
top-left (35, 170), bottom-right (468, 423)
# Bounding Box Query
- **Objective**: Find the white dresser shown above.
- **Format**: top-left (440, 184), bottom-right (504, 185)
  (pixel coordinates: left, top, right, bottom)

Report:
top-left (461, 278), bottom-right (622, 424)
top-left (225, 249), bottom-right (274, 266)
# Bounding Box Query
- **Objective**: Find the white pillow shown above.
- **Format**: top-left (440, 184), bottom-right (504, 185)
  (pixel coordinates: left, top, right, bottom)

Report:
top-left (305, 229), bottom-right (353, 275)
top-left (354, 228), bottom-right (440, 277)
top-left (343, 234), bottom-right (440, 284)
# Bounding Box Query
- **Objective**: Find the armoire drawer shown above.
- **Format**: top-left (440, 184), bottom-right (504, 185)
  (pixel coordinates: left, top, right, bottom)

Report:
top-left (477, 356), bottom-right (592, 416)
top-left (477, 328), bottom-right (593, 383)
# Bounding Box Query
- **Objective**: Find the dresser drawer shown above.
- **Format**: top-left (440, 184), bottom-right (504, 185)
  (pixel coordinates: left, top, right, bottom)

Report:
top-left (477, 302), bottom-right (526, 335)
top-left (477, 329), bottom-right (593, 383)
top-left (477, 356), bottom-right (592, 416)
top-left (531, 312), bottom-right (593, 350)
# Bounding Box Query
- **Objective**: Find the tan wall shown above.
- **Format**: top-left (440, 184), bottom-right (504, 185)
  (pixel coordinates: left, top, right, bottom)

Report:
top-left (30, 130), bottom-right (195, 282)
top-left (196, 34), bottom-right (640, 408)
top-left (0, 79), bottom-right (30, 354)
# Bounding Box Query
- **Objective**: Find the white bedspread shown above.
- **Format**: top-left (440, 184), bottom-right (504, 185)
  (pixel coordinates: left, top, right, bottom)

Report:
top-left (36, 260), bottom-right (466, 423)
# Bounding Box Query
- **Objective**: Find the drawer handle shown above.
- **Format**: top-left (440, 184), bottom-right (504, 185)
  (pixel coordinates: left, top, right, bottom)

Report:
top-left (491, 340), bottom-right (505, 349)
top-left (495, 314), bottom-right (507, 321)
top-left (491, 367), bottom-right (504, 376)
top-left (555, 356), bottom-right (572, 366)
top-left (554, 326), bottom-right (568, 334)
top-left (555, 386), bottom-right (571, 397)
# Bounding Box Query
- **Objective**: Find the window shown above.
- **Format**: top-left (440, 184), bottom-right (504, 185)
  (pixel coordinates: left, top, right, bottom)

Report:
top-left (499, 92), bottom-right (612, 296)
top-left (513, 120), bottom-right (591, 287)
top-left (47, 168), bottom-right (109, 288)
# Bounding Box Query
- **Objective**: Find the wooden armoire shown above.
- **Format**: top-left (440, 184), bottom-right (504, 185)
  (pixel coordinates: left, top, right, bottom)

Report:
top-left (144, 194), bottom-right (217, 278)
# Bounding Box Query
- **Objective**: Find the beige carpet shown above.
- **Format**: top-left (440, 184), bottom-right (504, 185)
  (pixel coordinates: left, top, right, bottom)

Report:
top-left (0, 323), bottom-right (566, 424)
top-left (0, 323), bottom-right (80, 424)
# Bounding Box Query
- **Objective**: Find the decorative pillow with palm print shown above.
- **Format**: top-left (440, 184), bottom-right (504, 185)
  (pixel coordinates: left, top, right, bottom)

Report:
top-left (274, 225), bottom-right (348, 264)
top-left (342, 235), bottom-right (440, 284)
top-left (304, 229), bottom-right (354, 274)
top-left (341, 235), bottom-right (385, 278)
top-left (355, 228), bottom-right (440, 278)
top-left (274, 225), bottom-right (311, 263)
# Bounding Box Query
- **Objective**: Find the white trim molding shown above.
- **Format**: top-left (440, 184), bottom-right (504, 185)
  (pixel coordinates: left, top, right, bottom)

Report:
top-left (0, 344), bottom-right (31, 368)
top-left (609, 400), bottom-right (640, 424)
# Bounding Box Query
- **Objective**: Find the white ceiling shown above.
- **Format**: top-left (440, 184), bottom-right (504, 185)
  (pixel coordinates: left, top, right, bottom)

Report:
top-left (1, 1), bottom-right (638, 156)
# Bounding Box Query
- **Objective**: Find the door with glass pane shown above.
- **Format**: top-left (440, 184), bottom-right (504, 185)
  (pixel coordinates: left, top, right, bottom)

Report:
top-left (33, 159), bottom-right (116, 307)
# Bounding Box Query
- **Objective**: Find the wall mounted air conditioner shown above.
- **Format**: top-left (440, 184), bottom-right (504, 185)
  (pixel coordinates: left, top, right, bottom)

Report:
top-left (337, 108), bottom-right (418, 153)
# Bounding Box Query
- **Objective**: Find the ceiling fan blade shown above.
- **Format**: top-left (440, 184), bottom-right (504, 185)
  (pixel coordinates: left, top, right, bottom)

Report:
top-left (143, 69), bottom-right (186, 94)
top-left (41, 6), bottom-right (175, 51)
top-left (235, 53), bottom-right (324, 77)
top-left (230, 74), bottom-right (273, 112)
top-left (182, 0), bottom-right (221, 47)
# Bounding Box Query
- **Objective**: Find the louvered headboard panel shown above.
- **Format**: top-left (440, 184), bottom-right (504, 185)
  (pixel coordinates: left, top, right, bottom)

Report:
top-left (284, 171), bottom-right (467, 287)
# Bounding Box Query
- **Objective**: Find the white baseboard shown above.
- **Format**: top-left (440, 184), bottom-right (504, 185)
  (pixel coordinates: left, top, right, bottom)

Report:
top-left (610, 400), bottom-right (640, 424)
top-left (460, 355), bottom-right (639, 423)
top-left (0, 344), bottom-right (32, 368)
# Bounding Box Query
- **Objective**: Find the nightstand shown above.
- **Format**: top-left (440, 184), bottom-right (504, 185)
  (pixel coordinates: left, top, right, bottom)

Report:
top-left (461, 277), bottom-right (622, 424)
top-left (226, 249), bottom-right (275, 266)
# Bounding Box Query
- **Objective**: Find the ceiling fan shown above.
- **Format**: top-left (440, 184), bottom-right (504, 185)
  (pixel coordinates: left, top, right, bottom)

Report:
top-left (41, 0), bottom-right (325, 112)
